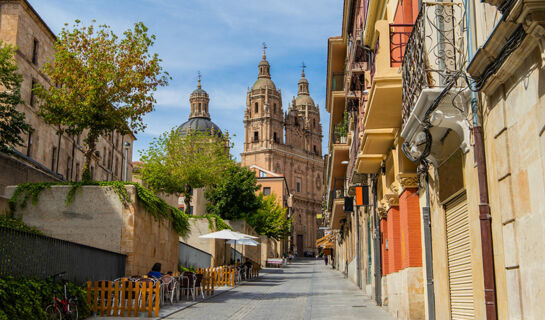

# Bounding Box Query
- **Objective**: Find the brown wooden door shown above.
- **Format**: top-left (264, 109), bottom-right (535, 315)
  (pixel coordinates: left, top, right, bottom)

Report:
top-left (297, 234), bottom-right (304, 257)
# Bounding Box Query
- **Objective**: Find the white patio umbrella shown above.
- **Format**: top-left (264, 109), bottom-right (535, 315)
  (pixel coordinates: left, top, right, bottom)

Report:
top-left (233, 231), bottom-right (259, 239)
top-left (227, 238), bottom-right (259, 246)
top-left (199, 230), bottom-right (255, 264)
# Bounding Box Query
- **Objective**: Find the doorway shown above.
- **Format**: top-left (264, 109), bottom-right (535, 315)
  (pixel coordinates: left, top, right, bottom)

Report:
top-left (297, 234), bottom-right (304, 257)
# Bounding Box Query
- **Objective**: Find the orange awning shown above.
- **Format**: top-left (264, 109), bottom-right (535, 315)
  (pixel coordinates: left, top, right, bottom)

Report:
top-left (316, 233), bottom-right (334, 246)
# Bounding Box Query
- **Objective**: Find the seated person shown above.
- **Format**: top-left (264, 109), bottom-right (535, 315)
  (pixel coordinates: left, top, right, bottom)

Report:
top-left (147, 262), bottom-right (162, 278)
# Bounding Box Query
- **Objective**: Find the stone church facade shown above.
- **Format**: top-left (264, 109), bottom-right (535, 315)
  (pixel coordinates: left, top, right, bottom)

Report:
top-left (241, 50), bottom-right (323, 256)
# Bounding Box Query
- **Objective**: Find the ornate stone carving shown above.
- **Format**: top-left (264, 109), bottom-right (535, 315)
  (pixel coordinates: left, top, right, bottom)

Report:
top-left (384, 193), bottom-right (399, 208)
top-left (398, 175), bottom-right (419, 191)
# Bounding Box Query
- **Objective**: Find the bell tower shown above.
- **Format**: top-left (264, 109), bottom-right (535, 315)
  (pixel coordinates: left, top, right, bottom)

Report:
top-left (242, 45), bottom-right (284, 163)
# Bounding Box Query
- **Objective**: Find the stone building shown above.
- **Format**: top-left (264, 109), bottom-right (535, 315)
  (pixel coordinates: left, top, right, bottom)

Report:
top-left (0, 0), bottom-right (134, 198)
top-left (241, 50), bottom-right (323, 257)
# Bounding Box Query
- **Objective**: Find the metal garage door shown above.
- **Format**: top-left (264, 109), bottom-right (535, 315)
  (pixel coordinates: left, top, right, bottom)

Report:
top-left (445, 193), bottom-right (474, 319)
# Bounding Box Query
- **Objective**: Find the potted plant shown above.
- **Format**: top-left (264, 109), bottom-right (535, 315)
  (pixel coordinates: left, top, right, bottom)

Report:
top-left (335, 112), bottom-right (348, 144)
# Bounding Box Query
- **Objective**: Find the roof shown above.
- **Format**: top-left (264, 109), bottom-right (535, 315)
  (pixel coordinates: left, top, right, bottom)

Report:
top-left (177, 117), bottom-right (222, 137)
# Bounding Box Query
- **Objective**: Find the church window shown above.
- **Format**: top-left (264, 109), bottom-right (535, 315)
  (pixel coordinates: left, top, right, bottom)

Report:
top-left (273, 132), bottom-right (278, 143)
top-left (198, 103), bottom-right (201, 112)
top-left (32, 38), bottom-right (39, 65)
top-left (255, 102), bottom-right (259, 114)
top-left (253, 131), bottom-right (259, 142)
top-left (313, 145), bottom-right (318, 154)
top-left (313, 119), bottom-right (316, 128)
top-left (30, 79), bottom-right (37, 107)
top-left (296, 178), bottom-right (301, 193)
top-left (273, 104), bottom-right (276, 113)
top-left (51, 147), bottom-right (57, 172)
top-left (263, 187), bottom-right (271, 195)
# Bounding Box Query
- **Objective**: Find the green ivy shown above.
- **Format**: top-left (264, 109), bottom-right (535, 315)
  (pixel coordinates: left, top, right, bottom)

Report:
top-left (0, 215), bottom-right (42, 235)
top-left (188, 214), bottom-right (232, 231)
top-left (8, 182), bottom-right (190, 236)
top-left (0, 276), bottom-right (90, 320)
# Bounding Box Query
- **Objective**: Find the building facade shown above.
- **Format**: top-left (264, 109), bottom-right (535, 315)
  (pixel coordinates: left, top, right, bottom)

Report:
top-left (0, 0), bottom-right (134, 198)
top-left (325, 0), bottom-right (545, 319)
top-left (241, 50), bottom-right (323, 257)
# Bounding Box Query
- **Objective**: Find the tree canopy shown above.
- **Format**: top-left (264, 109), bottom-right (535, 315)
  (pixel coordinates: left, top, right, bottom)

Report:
top-left (246, 194), bottom-right (291, 240)
top-left (0, 43), bottom-right (31, 153)
top-left (35, 20), bottom-right (169, 181)
top-left (139, 129), bottom-right (232, 214)
top-left (205, 164), bottom-right (261, 220)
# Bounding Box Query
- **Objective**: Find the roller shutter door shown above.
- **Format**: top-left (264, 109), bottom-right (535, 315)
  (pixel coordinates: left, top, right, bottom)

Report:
top-left (445, 193), bottom-right (474, 319)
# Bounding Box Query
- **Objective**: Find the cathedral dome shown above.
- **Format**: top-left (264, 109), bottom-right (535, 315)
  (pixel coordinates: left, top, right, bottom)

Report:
top-left (294, 67), bottom-right (314, 107)
top-left (177, 75), bottom-right (222, 137)
top-left (177, 117), bottom-right (222, 137)
top-left (295, 94), bottom-right (315, 107)
top-left (252, 78), bottom-right (276, 90)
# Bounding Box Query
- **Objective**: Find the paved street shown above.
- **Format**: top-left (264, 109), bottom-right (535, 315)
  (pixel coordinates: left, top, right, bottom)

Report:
top-left (166, 259), bottom-right (393, 320)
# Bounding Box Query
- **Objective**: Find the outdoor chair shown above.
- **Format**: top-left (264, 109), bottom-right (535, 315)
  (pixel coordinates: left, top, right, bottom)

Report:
top-left (194, 273), bottom-right (205, 299)
top-left (160, 275), bottom-right (178, 305)
top-left (180, 272), bottom-right (196, 301)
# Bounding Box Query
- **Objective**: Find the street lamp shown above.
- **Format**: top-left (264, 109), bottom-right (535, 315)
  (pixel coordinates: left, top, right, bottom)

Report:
top-left (123, 142), bottom-right (131, 182)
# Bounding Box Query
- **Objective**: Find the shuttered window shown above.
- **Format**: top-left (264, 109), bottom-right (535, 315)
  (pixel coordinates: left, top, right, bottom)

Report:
top-left (445, 193), bottom-right (475, 319)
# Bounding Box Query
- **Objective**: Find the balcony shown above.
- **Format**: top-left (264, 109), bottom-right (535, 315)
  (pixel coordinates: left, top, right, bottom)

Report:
top-left (356, 20), bottom-right (411, 174)
top-left (328, 122), bottom-right (349, 195)
top-left (329, 177), bottom-right (347, 230)
top-left (400, 2), bottom-right (471, 165)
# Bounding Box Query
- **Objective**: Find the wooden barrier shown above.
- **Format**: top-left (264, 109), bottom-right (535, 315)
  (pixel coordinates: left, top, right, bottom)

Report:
top-left (86, 280), bottom-right (160, 317)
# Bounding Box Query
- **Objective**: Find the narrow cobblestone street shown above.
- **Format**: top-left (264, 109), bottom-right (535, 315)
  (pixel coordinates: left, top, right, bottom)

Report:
top-left (166, 259), bottom-right (392, 320)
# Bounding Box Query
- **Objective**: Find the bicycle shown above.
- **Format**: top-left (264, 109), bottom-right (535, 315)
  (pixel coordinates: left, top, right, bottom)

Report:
top-left (45, 272), bottom-right (79, 320)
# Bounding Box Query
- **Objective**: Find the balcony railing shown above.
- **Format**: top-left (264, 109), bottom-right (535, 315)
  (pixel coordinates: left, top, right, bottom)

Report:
top-left (401, 2), bottom-right (466, 127)
top-left (331, 72), bottom-right (345, 91)
top-left (389, 24), bottom-right (413, 67)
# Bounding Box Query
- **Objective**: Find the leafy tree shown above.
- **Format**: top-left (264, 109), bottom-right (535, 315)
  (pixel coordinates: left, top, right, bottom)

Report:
top-left (0, 43), bottom-right (31, 153)
top-left (205, 164), bottom-right (261, 220)
top-left (139, 129), bottom-right (232, 214)
top-left (247, 193), bottom-right (291, 240)
top-left (35, 20), bottom-right (169, 181)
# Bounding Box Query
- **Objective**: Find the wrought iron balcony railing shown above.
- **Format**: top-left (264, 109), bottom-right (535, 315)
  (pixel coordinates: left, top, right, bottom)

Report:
top-left (401, 2), bottom-right (466, 127)
top-left (389, 24), bottom-right (413, 67)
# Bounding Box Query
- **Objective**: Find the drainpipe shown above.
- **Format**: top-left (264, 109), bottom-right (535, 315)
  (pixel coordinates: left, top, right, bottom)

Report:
top-left (372, 174), bottom-right (382, 305)
top-left (466, 0), bottom-right (498, 318)
top-left (355, 204), bottom-right (362, 288)
top-left (419, 162), bottom-right (436, 320)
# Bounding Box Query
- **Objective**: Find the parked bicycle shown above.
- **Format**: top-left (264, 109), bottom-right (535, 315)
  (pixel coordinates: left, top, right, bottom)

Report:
top-left (45, 272), bottom-right (79, 320)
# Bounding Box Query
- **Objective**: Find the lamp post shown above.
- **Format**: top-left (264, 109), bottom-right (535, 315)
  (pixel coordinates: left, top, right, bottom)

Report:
top-left (123, 142), bottom-right (130, 182)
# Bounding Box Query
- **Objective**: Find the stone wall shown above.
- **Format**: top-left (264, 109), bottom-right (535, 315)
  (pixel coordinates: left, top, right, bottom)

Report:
top-left (5, 185), bottom-right (179, 276)
top-left (384, 267), bottom-right (425, 320)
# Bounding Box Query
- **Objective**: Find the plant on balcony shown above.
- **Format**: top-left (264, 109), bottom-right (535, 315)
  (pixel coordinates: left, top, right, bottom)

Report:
top-left (334, 112), bottom-right (349, 144)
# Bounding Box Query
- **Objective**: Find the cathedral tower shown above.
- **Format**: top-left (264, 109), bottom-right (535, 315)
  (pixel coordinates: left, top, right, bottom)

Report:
top-left (243, 47), bottom-right (284, 159)
top-left (241, 51), bottom-right (324, 257)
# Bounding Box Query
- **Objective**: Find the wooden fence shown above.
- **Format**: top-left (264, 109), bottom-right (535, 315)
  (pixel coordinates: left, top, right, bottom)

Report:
top-left (86, 280), bottom-right (160, 317)
top-left (85, 265), bottom-right (260, 317)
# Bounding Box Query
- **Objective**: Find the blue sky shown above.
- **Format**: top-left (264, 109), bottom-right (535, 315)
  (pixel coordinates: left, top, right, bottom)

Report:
top-left (28, 0), bottom-right (343, 161)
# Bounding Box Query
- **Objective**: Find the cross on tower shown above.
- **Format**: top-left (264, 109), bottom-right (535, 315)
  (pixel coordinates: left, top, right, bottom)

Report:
top-left (262, 42), bottom-right (268, 54)
top-left (301, 62), bottom-right (306, 76)
top-left (197, 71), bottom-right (201, 87)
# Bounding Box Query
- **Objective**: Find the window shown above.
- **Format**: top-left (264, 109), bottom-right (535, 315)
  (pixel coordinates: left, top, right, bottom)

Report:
top-left (32, 39), bottom-right (39, 65)
top-left (273, 104), bottom-right (276, 113)
top-left (273, 132), bottom-right (278, 143)
top-left (313, 145), bottom-right (318, 154)
top-left (198, 103), bottom-right (201, 112)
top-left (259, 170), bottom-right (266, 177)
top-left (263, 187), bottom-right (271, 195)
top-left (26, 132), bottom-right (33, 157)
top-left (296, 179), bottom-right (301, 193)
top-left (253, 131), bottom-right (259, 142)
top-left (254, 102), bottom-right (259, 114)
top-left (294, 117), bottom-right (299, 126)
top-left (51, 147), bottom-right (57, 171)
top-left (30, 79), bottom-right (37, 107)
top-left (313, 119), bottom-right (316, 128)
top-left (66, 156), bottom-right (71, 180)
